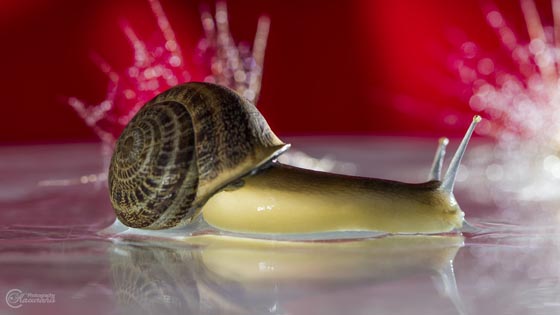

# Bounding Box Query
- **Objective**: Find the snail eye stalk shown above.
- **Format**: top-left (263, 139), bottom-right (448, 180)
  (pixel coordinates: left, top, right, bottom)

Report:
top-left (441, 116), bottom-right (481, 194)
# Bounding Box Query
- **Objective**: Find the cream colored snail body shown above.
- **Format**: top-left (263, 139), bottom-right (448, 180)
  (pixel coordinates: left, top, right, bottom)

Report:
top-left (108, 82), bottom-right (480, 237)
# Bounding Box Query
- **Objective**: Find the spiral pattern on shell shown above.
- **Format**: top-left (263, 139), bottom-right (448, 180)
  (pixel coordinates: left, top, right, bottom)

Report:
top-left (109, 101), bottom-right (198, 228)
top-left (109, 82), bottom-right (288, 229)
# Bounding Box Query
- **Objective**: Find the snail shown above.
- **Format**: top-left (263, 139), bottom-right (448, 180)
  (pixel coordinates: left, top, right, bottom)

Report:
top-left (108, 82), bottom-right (480, 237)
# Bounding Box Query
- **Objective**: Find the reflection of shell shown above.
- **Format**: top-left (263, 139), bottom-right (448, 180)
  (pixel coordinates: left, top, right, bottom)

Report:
top-left (110, 244), bottom-right (201, 315)
top-left (110, 243), bottom-right (250, 315)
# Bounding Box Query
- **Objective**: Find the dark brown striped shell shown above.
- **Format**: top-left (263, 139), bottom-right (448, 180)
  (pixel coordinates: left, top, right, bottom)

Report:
top-left (109, 82), bottom-right (288, 229)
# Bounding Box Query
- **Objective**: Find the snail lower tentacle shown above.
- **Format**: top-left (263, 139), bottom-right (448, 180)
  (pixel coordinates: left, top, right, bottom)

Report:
top-left (108, 82), bottom-right (480, 237)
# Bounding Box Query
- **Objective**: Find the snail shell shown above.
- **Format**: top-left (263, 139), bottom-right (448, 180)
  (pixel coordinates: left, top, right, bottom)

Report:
top-left (109, 82), bottom-right (288, 229)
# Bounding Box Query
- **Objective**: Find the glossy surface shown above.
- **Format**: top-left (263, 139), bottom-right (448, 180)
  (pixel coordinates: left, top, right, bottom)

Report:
top-left (1, 138), bottom-right (559, 315)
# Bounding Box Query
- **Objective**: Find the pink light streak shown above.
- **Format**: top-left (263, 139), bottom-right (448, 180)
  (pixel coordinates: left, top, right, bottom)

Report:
top-left (67, 0), bottom-right (270, 145)
top-left (457, 0), bottom-right (560, 152)
top-left (453, 0), bottom-right (560, 200)
top-left (44, 1), bottom-right (353, 187)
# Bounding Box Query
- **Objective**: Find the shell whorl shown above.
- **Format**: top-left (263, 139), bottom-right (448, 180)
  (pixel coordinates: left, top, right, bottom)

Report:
top-left (109, 82), bottom-right (288, 229)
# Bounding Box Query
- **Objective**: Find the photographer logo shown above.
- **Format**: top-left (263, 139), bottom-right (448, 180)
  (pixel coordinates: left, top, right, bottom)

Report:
top-left (5, 289), bottom-right (55, 308)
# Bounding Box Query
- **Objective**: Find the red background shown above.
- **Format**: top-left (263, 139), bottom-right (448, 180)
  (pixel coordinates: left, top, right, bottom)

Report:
top-left (0, 0), bottom-right (548, 144)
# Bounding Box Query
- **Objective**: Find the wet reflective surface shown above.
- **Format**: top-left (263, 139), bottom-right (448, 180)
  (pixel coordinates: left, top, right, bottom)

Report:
top-left (1, 139), bottom-right (559, 315)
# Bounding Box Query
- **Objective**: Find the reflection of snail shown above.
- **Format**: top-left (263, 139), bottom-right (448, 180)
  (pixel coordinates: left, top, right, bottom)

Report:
top-left (110, 235), bottom-right (465, 315)
top-left (109, 82), bottom-right (480, 236)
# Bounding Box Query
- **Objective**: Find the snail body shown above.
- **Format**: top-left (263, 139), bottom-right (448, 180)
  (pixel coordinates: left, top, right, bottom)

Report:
top-left (109, 82), bottom-right (479, 237)
top-left (202, 163), bottom-right (462, 234)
